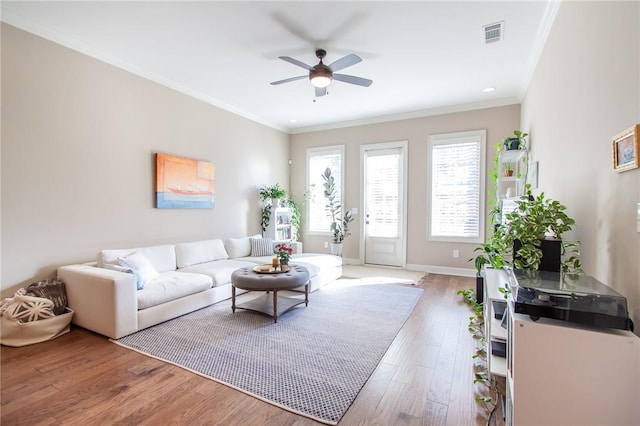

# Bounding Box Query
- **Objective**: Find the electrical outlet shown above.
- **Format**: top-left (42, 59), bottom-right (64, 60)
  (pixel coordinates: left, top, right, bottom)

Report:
top-left (324, 241), bottom-right (329, 248)
top-left (453, 249), bottom-right (460, 258)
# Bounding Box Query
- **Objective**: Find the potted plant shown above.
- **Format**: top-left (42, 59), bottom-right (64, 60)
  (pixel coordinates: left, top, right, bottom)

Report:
top-left (502, 162), bottom-right (513, 177)
top-left (501, 189), bottom-right (581, 273)
top-left (259, 183), bottom-right (288, 233)
top-left (274, 242), bottom-right (293, 266)
top-left (503, 130), bottom-right (528, 151)
top-left (321, 167), bottom-right (354, 256)
top-left (259, 183), bottom-right (287, 207)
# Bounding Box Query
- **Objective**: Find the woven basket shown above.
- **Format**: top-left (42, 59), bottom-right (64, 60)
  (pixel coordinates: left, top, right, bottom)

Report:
top-left (1, 307), bottom-right (73, 347)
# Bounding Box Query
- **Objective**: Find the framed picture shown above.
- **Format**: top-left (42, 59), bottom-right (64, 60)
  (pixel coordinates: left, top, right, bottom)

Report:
top-left (156, 153), bottom-right (215, 209)
top-left (612, 124), bottom-right (639, 173)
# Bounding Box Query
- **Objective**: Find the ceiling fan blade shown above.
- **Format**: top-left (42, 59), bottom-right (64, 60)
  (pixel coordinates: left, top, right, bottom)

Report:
top-left (270, 75), bottom-right (307, 85)
top-left (278, 56), bottom-right (313, 70)
top-left (329, 54), bottom-right (362, 72)
top-left (315, 86), bottom-right (327, 97)
top-left (333, 73), bottom-right (373, 87)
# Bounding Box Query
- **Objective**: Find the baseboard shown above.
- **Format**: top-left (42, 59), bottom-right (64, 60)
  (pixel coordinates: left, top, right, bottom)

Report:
top-left (405, 264), bottom-right (476, 278)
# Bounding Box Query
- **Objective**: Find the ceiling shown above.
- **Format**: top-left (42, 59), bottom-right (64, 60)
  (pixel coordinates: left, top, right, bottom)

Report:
top-left (1, 1), bottom-right (557, 134)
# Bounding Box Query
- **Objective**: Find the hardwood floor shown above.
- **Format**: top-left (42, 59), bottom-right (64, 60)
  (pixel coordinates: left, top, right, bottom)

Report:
top-left (1, 273), bottom-right (500, 425)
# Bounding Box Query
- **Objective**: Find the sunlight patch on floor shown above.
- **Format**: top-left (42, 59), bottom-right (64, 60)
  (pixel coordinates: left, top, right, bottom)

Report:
top-left (332, 264), bottom-right (427, 288)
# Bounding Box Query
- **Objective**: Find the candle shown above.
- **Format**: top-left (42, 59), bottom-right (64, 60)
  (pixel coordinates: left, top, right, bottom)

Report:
top-left (272, 256), bottom-right (280, 269)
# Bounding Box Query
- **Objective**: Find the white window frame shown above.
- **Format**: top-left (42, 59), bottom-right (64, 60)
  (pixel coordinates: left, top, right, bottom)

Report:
top-left (306, 145), bottom-right (345, 235)
top-left (427, 130), bottom-right (486, 243)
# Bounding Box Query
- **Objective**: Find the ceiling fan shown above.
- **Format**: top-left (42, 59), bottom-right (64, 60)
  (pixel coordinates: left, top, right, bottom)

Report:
top-left (270, 49), bottom-right (372, 97)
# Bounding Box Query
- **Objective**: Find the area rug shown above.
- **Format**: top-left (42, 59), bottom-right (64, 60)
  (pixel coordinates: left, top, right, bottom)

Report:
top-left (113, 283), bottom-right (423, 425)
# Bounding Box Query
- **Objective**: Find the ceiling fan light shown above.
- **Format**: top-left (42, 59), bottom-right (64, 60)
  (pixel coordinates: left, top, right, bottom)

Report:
top-left (311, 75), bottom-right (332, 88)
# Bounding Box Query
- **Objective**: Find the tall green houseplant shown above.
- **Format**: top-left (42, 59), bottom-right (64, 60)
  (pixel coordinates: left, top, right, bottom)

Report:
top-left (321, 168), bottom-right (353, 255)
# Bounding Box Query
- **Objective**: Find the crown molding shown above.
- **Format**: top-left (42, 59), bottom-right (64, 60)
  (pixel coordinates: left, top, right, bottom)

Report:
top-left (518, 0), bottom-right (562, 100)
top-left (289, 97), bottom-right (520, 134)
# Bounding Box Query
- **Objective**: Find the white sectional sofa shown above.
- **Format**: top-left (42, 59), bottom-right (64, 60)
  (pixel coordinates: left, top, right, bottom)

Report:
top-left (57, 236), bottom-right (342, 339)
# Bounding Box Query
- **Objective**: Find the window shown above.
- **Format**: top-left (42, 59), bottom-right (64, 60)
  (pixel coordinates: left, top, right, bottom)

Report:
top-left (428, 130), bottom-right (485, 243)
top-left (307, 146), bottom-right (344, 233)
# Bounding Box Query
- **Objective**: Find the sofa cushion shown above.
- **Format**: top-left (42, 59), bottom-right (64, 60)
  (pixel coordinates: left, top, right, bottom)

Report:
top-left (118, 252), bottom-right (159, 284)
top-left (175, 239), bottom-right (228, 269)
top-left (137, 271), bottom-right (213, 310)
top-left (250, 238), bottom-right (274, 257)
top-left (290, 253), bottom-right (343, 277)
top-left (99, 244), bottom-right (177, 273)
top-left (179, 259), bottom-right (257, 287)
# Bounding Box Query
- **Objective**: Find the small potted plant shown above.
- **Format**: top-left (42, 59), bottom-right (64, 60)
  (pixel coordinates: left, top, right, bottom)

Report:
top-left (503, 130), bottom-right (528, 151)
top-left (502, 162), bottom-right (514, 177)
top-left (274, 242), bottom-right (293, 266)
top-left (259, 183), bottom-right (287, 207)
top-left (321, 167), bottom-right (354, 256)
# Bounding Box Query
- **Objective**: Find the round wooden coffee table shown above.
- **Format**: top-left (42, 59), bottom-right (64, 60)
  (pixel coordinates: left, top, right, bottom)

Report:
top-left (231, 264), bottom-right (310, 322)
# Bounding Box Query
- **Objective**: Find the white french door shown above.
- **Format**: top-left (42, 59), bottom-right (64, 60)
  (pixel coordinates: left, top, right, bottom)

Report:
top-left (360, 142), bottom-right (407, 267)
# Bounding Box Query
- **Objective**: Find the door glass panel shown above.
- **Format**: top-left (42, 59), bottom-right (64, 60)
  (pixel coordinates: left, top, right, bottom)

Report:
top-left (365, 150), bottom-right (400, 238)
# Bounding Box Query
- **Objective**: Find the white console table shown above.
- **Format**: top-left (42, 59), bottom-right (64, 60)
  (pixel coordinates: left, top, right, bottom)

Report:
top-left (485, 267), bottom-right (640, 426)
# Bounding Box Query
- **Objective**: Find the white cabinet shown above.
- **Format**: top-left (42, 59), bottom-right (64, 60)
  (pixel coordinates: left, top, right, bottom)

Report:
top-left (263, 207), bottom-right (293, 241)
top-left (506, 303), bottom-right (640, 426)
top-left (483, 267), bottom-right (509, 378)
top-left (485, 267), bottom-right (640, 425)
top-left (497, 149), bottom-right (527, 201)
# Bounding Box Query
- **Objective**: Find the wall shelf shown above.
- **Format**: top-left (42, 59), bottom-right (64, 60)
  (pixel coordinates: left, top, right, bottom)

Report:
top-left (496, 149), bottom-right (527, 201)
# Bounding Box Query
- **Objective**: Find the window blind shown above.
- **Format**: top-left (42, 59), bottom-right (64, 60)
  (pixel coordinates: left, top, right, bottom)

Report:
top-left (307, 147), bottom-right (343, 233)
top-left (429, 131), bottom-right (485, 242)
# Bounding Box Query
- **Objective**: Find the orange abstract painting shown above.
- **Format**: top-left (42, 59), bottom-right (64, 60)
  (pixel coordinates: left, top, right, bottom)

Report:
top-left (156, 153), bottom-right (215, 208)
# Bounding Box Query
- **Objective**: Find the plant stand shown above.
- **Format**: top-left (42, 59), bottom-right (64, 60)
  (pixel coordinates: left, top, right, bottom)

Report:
top-left (513, 238), bottom-right (562, 272)
top-left (475, 273), bottom-right (484, 304)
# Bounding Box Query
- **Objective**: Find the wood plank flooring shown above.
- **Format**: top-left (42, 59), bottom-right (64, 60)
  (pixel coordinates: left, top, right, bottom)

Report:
top-left (1, 273), bottom-right (502, 425)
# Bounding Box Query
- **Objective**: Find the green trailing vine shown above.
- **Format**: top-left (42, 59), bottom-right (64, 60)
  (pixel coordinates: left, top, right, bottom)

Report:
top-left (283, 195), bottom-right (307, 241)
top-left (261, 204), bottom-right (272, 233)
top-left (457, 288), bottom-right (500, 425)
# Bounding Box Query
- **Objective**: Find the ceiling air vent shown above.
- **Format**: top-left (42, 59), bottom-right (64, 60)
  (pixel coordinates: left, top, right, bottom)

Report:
top-left (483, 21), bottom-right (504, 44)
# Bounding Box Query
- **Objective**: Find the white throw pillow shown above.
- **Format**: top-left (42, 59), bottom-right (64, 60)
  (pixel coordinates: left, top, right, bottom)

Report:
top-left (250, 238), bottom-right (274, 257)
top-left (118, 252), bottom-right (159, 284)
top-left (103, 264), bottom-right (145, 290)
top-left (225, 237), bottom-right (252, 258)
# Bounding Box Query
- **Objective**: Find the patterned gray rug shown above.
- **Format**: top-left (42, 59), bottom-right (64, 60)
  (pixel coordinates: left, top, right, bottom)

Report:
top-left (113, 283), bottom-right (423, 425)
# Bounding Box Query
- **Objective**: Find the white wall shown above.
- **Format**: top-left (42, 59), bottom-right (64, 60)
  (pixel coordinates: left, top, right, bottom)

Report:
top-left (1, 24), bottom-right (290, 296)
top-left (521, 1), bottom-right (640, 331)
top-left (290, 105), bottom-right (521, 274)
